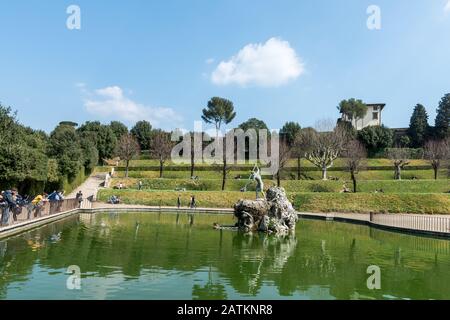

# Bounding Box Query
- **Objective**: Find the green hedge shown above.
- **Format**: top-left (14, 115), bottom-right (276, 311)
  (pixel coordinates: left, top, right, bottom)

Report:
top-left (115, 164), bottom-right (435, 172)
top-left (110, 178), bottom-right (450, 193)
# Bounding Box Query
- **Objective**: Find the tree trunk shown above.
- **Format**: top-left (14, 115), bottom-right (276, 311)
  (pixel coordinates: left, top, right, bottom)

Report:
top-left (433, 166), bottom-right (438, 180)
top-left (297, 157), bottom-right (301, 180)
top-left (221, 159), bottom-right (227, 191)
top-left (159, 160), bottom-right (163, 178)
top-left (125, 160), bottom-right (130, 178)
top-left (321, 167), bottom-right (328, 180)
top-left (394, 166), bottom-right (401, 180)
top-left (190, 153), bottom-right (195, 178)
top-left (351, 170), bottom-right (357, 193)
top-left (277, 172), bottom-right (281, 187)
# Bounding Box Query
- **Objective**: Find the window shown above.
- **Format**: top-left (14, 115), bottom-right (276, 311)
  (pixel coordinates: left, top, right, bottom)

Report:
top-left (372, 112), bottom-right (379, 120)
top-left (372, 106), bottom-right (378, 111)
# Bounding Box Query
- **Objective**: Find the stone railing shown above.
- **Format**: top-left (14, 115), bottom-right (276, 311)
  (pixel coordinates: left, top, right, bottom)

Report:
top-left (0, 198), bottom-right (81, 229)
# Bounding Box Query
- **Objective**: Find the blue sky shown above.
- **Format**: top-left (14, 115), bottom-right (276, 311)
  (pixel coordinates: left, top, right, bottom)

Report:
top-left (1, 0), bottom-right (449, 133)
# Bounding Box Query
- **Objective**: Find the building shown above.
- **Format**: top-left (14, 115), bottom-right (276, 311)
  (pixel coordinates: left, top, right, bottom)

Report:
top-left (340, 103), bottom-right (385, 130)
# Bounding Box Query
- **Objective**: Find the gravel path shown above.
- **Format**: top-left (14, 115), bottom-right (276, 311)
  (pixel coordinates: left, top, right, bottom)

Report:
top-left (67, 173), bottom-right (108, 200)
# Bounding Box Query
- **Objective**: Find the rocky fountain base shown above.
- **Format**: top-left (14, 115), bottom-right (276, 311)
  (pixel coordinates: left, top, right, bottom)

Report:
top-left (228, 187), bottom-right (298, 234)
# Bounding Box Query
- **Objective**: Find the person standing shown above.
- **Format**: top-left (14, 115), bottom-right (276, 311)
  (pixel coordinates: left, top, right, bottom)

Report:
top-left (177, 195), bottom-right (181, 209)
top-left (189, 195), bottom-right (197, 209)
top-left (0, 192), bottom-right (8, 226)
top-left (75, 191), bottom-right (83, 208)
top-left (138, 180), bottom-right (143, 190)
top-left (1, 189), bottom-right (17, 226)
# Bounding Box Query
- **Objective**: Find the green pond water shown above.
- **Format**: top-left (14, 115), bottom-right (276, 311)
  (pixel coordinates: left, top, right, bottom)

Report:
top-left (1, 212), bottom-right (450, 300)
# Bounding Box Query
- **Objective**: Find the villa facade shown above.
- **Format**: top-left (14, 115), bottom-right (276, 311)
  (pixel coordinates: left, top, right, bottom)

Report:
top-left (341, 103), bottom-right (386, 130)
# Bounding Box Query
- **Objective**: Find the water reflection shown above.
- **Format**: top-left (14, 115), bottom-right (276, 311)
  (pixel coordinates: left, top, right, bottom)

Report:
top-left (0, 213), bottom-right (449, 299)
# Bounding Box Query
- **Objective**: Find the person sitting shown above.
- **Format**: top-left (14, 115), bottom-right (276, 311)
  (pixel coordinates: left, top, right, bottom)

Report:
top-left (108, 195), bottom-right (121, 204)
top-left (340, 183), bottom-right (351, 193)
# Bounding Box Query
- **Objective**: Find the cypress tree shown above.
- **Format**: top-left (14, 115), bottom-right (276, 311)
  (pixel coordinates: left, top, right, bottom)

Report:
top-left (435, 93), bottom-right (450, 139)
top-left (407, 104), bottom-right (429, 147)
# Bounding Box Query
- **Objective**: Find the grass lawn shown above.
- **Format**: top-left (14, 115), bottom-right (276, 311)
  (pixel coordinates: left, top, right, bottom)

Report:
top-left (294, 193), bottom-right (450, 214)
top-left (97, 189), bottom-right (450, 214)
top-left (113, 169), bottom-right (448, 181)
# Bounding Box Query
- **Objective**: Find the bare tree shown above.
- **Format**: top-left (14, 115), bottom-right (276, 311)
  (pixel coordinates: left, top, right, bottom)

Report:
top-left (344, 139), bottom-right (367, 192)
top-left (275, 140), bottom-right (292, 187)
top-left (424, 139), bottom-right (449, 180)
top-left (387, 147), bottom-right (411, 180)
top-left (303, 120), bottom-right (348, 180)
top-left (150, 130), bottom-right (173, 178)
top-left (115, 133), bottom-right (140, 178)
top-left (292, 127), bottom-right (315, 180)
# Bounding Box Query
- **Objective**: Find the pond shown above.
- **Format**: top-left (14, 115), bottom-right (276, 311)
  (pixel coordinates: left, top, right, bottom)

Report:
top-left (0, 212), bottom-right (450, 300)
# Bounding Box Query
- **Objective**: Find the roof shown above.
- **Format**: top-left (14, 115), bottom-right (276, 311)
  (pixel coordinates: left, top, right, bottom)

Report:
top-left (366, 103), bottom-right (386, 110)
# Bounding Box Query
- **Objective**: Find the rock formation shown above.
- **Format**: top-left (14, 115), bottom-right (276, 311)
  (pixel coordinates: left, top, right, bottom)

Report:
top-left (233, 187), bottom-right (298, 234)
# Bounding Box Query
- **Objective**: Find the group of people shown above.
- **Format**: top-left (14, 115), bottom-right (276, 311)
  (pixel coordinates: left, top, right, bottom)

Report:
top-left (177, 194), bottom-right (197, 209)
top-left (0, 189), bottom-right (66, 227)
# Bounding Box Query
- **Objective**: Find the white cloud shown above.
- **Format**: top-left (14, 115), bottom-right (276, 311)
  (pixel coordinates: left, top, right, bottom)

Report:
top-left (211, 37), bottom-right (304, 87)
top-left (83, 86), bottom-right (182, 128)
top-left (445, 0), bottom-right (450, 13)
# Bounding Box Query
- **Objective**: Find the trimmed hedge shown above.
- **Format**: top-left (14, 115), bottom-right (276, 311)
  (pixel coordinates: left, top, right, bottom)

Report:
top-left (110, 178), bottom-right (450, 194)
top-left (114, 165), bottom-right (435, 172)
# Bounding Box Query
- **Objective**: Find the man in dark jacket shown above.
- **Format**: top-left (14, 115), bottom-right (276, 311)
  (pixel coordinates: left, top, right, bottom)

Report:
top-left (0, 192), bottom-right (8, 226)
top-left (1, 189), bottom-right (17, 226)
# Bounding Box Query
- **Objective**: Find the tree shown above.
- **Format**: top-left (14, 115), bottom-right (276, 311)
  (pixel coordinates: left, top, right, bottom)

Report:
top-left (110, 121), bottom-right (128, 140)
top-left (344, 140), bottom-right (367, 192)
top-left (238, 118), bottom-right (270, 162)
top-left (280, 122), bottom-right (301, 147)
top-left (434, 93), bottom-right (450, 139)
top-left (292, 127), bottom-right (316, 180)
top-left (399, 135), bottom-right (411, 148)
top-left (48, 124), bottom-right (83, 179)
top-left (304, 120), bottom-right (349, 180)
top-left (0, 104), bottom-right (18, 147)
top-left (77, 121), bottom-right (117, 162)
top-left (424, 139), bottom-right (449, 180)
top-left (337, 98), bottom-right (368, 129)
top-left (238, 118), bottom-right (269, 133)
top-left (201, 97), bottom-right (236, 137)
top-left (275, 140), bottom-right (292, 187)
top-left (150, 130), bottom-right (173, 178)
top-left (357, 125), bottom-right (393, 156)
top-left (116, 133), bottom-right (140, 178)
top-left (131, 120), bottom-right (153, 151)
top-left (407, 104), bottom-right (429, 147)
top-left (387, 147), bottom-right (411, 180)
top-left (79, 132), bottom-right (99, 173)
